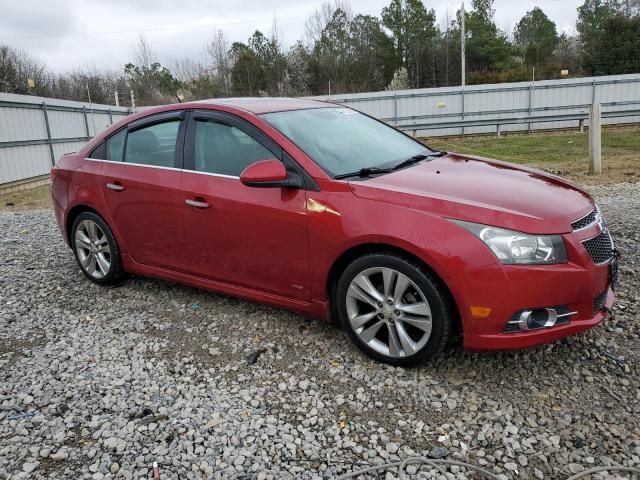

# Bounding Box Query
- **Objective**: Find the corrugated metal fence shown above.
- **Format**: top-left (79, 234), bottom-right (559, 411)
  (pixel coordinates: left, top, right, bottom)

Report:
top-left (310, 73), bottom-right (640, 137)
top-left (0, 93), bottom-right (130, 188)
top-left (1, 73), bottom-right (639, 188)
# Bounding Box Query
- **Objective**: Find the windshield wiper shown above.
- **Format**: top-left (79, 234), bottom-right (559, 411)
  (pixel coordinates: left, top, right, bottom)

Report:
top-left (392, 151), bottom-right (447, 171)
top-left (334, 166), bottom-right (394, 180)
top-left (391, 154), bottom-right (428, 171)
top-left (428, 150), bottom-right (447, 157)
top-left (334, 151), bottom-right (447, 180)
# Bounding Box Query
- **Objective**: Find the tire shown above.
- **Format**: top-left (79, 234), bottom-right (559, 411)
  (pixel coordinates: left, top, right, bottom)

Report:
top-left (335, 253), bottom-right (452, 367)
top-left (71, 211), bottom-right (125, 286)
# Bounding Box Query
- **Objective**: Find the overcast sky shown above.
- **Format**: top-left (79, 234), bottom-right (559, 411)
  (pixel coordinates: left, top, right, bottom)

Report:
top-left (0, 0), bottom-right (583, 74)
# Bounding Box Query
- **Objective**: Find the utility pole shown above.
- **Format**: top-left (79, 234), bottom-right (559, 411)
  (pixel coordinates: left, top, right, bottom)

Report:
top-left (461, 2), bottom-right (466, 86)
top-left (114, 90), bottom-right (119, 107)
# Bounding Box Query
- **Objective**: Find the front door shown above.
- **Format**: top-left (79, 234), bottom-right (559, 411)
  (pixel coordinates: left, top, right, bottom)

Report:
top-left (180, 111), bottom-right (310, 301)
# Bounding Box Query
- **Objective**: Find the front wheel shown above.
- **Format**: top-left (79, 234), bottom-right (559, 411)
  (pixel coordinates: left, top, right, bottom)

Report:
top-left (336, 253), bottom-right (453, 366)
top-left (71, 212), bottom-right (125, 285)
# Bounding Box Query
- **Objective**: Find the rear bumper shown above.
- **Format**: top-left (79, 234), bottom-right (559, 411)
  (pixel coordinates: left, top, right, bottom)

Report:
top-left (50, 170), bottom-right (70, 247)
top-left (446, 257), bottom-right (615, 352)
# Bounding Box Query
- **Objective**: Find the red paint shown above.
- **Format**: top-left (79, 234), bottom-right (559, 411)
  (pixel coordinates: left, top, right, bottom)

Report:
top-left (51, 98), bottom-right (614, 352)
top-left (240, 159), bottom-right (287, 184)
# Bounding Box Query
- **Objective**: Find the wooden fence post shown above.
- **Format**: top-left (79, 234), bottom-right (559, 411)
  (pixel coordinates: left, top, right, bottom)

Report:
top-left (589, 103), bottom-right (602, 175)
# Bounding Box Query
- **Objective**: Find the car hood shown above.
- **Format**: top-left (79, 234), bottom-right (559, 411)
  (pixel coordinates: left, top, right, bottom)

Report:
top-left (348, 153), bottom-right (594, 234)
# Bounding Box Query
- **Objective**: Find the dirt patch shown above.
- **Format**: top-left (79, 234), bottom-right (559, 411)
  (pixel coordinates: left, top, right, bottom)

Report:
top-left (0, 185), bottom-right (52, 211)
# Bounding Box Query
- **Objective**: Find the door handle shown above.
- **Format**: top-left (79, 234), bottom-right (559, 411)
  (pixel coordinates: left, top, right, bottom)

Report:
top-left (185, 198), bottom-right (210, 209)
top-left (106, 182), bottom-right (125, 192)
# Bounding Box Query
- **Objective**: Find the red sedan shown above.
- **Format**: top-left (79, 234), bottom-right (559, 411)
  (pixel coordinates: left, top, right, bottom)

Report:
top-left (51, 98), bottom-right (617, 366)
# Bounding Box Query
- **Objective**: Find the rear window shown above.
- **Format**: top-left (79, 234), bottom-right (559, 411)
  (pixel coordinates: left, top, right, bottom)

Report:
top-left (106, 130), bottom-right (126, 162)
top-left (88, 142), bottom-right (106, 160)
top-left (87, 129), bottom-right (126, 161)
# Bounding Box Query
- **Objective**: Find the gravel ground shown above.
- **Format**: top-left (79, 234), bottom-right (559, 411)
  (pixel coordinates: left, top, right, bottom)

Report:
top-left (1, 183), bottom-right (639, 480)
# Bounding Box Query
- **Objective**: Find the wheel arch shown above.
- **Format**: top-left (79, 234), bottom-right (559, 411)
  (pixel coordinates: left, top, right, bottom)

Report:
top-left (325, 242), bottom-right (461, 331)
top-left (65, 204), bottom-right (103, 246)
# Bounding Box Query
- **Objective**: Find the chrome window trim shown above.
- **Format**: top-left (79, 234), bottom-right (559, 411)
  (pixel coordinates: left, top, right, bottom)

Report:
top-left (84, 157), bottom-right (181, 172)
top-left (83, 157), bottom-right (240, 180)
top-left (183, 169), bottom-right (239, 180)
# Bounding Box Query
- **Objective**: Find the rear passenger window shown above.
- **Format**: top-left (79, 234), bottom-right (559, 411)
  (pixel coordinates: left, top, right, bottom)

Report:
top-left (124, 121), bottom-right (180, 168)
top-left (106, 130), bottom-right (126, 162)
top-left (88, 142), bottom-right (106, 160)
top-left (194, 120), bottom-right (275, 177)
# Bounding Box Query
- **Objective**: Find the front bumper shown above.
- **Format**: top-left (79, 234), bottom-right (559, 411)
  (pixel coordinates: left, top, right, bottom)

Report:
top-left (447, 221), bottom-right (616, 352)
top-left (462, 286), bottom-right (614, 351)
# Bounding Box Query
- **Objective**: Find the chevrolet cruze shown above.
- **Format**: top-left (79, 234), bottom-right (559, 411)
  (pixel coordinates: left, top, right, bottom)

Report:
top-left (51, 98), bottom-right (617, 366)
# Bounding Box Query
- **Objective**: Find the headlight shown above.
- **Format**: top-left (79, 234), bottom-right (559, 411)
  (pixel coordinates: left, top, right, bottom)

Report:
top-left (453, 220), bottom-right (567, 264)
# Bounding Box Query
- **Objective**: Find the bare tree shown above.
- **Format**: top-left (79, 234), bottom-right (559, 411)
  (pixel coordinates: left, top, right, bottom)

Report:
top-left (0, 45), bottom-right (50, 95)
top-left (134, 34), bottom-right (156, 69)
top-left (172, 57), bottom-right (206, 85)
top-left (270, 14), bottom-right (287, 95)
top-left (50, 68), bottom-right (123, 104)
top-left (304, 0), bottom-right (353, 48)
top-left (206, 29), bottom-right (231, 95)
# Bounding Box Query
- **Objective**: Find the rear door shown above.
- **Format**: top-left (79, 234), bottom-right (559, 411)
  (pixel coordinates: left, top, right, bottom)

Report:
top-left (180, 110), bottom-right (310, 300)
top-left (91, 111), bottom-right (190, 272)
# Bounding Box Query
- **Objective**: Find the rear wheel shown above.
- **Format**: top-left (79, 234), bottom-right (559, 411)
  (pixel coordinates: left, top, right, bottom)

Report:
top-left (71, 212), bottom-right (125, 285)
top-left (336, 253), bottom-right (452, 366)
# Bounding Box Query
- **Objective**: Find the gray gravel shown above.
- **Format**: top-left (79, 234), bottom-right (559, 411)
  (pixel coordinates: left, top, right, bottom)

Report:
top-left (1, 182), bottom-right (639, 479)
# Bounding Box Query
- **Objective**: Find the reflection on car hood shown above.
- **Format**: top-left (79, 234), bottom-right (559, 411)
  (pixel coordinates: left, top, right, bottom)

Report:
top-left (348, 153), bottom-right (594, 234)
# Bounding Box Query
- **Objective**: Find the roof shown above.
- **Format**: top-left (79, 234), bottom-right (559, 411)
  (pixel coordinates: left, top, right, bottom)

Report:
top-left (187, 97), bottom-right (338, 114)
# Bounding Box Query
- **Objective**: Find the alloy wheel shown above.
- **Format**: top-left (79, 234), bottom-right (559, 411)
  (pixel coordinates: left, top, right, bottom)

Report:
top-left (74, 219), bottom-right (111, 279)
top-left (346, 267), bottom-right (432, 358)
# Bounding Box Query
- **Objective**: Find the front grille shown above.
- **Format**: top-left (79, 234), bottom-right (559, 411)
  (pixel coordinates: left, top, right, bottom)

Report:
top-left (571, 208), bottom-right (598, 230)
top-left (593, 289), bottom-right (608, 313)
top-left (581, 232), bottom-right (614, 264)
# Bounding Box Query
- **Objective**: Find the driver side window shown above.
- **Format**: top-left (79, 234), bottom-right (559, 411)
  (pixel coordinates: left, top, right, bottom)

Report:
top-left (194, 120), bottom-right (276, 177)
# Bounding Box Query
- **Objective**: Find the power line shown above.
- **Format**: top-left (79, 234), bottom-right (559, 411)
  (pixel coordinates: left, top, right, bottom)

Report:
top-left (0, 16), bottom-right (308, 41)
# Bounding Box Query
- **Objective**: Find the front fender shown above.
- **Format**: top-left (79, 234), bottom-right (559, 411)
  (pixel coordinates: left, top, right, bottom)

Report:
top-left (307, 185), bottom-right (498, 303)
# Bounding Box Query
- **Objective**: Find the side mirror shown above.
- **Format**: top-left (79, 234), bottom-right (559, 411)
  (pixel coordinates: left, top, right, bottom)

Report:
top-left (240, 159), bottom-right (293, 188)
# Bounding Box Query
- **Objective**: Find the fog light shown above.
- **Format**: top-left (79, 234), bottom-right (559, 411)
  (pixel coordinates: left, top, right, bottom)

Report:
top-left (504, 306), bottom-right (576, 333)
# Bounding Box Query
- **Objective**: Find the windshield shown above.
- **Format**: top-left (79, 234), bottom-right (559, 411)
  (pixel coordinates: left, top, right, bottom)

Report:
top-left (261, 107), bottom-right (433, 178)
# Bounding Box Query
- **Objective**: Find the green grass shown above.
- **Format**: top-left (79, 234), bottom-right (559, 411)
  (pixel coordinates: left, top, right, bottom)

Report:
top-left (424, 126), bottom-right (640, 184)
top-left (426, 127), bottom-right (640, 164)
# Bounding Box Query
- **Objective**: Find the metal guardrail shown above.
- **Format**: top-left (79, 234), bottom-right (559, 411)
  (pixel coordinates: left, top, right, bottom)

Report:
top-left (319, 75), bottom-right (640, 137)
top-left (328, 77), bottom-right (640, 104)
top-left (382, 100), bottom-right (640, 124)
top-left (394, 107), bottom-right (640, 136)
